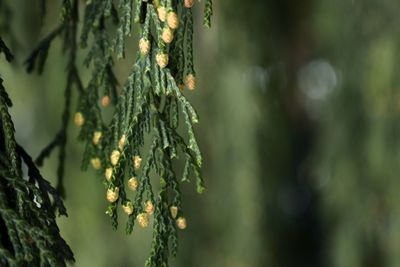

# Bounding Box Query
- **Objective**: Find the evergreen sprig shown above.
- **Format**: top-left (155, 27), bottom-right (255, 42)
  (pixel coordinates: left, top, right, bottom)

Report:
top-left (26, 0), bottom-right (83, 197)
top-left (25, 0), bottom-right (213, 265)
top-left (0, 37), bottom-right (74, 266)
top-left (203, 0), bottom-right (213, 28)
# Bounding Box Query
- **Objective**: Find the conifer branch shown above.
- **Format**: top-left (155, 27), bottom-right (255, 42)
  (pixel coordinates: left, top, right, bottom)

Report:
top-left (24, 0), bottom-right (214, 265)
top-left (27, 0), bottom-right (83, 197)
top-left (0, 37), bottom-right (74, 266)
top-left (0, 38), bottom-right (13, 62)
top-left (25, 25), bottom-right (64, 74)
top-left (203, 0), bottom-right (213, 28)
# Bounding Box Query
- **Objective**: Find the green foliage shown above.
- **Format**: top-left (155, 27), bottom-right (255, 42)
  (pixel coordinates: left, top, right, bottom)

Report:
top-left (203, 0), bottom-right (213, 28)
top-left (0, 38), bottom-right (13, 62)
top-left (27, 0), bottom-right (83, 197)
top-left (0, 38), bottom-right (73, 266)
top-left (24, 0), bottom-right (213, 266)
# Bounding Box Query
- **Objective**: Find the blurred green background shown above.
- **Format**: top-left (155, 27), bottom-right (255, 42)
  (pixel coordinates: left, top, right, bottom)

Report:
top-left (2, 0), bottom-right (400, 266)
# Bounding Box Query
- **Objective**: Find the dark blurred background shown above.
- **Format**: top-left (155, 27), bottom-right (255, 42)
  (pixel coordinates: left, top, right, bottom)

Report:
top-left (2, 0), bottom-right (400, 266)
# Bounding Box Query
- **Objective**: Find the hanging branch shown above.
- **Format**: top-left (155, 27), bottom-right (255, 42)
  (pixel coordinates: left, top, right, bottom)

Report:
top-left (26, 0), bottom-right (83, 197)
top-left (0, 0), bottom-right (18, 51)
top-left (0, 38), bottom-right (14, 62)
top-left (203, 0), bottom-right (213, 28)
top-left (26, 0), bottom-right (213, 265)
top-left (0, 37), bottom-right (74, 267)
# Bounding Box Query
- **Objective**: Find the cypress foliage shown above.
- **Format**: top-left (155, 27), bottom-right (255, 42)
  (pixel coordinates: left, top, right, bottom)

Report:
top-left (23, 0), bottom-right (213, 265)
top-left (0, 38), bottom-right (74, 266)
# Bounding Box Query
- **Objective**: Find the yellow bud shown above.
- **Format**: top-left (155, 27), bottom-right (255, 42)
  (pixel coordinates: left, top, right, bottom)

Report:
top-left (176, 217), bottom-right (187, 229)
top-left (185, 74), bottom-right (196, 90)
top-left (122, 202), bottom-right (134, 215)
top-left (90, 158), bottom-right (101, 170)
top-left (93, 131), bottom-right (102, 145)
top-left (145, 200), bottom-right (155, 215)
top-left (170, 206), bottom-right (178, 219)
top-left (118, 134), bottom-right (127, 151)
top-left (157, 7), bottom-right (167, 22)
top-left (132, 155), bottom-right (142, 170)
top-left (128, 177), bottom-right (139, 191)
top-left (137, 212), bottom-right (149, 227)
top-left (139, 38), bottom-right (151, 55)
top-left (161, 27), bottom-right (174, 44)
top-left (101, 95), bottom-right (110, 107)
top-left (106, 187), bottom-right (119, 203)
top-left (105, 167), bottom-right (113, 182)
top-left (156, 53), bottom-right (169, 68)
top-left (167, 12), bottom-right (179, 29)
top-left (110, 150), bottom-right (120, 166)
top-left (74, 112), bottom-right (85, 126)
top-left (184, 0), bottom-right (194, 8)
